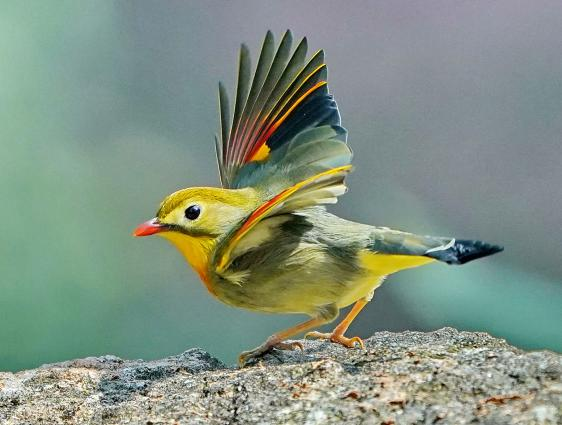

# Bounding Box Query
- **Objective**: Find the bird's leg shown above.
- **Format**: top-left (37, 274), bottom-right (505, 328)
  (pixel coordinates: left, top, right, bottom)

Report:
top-left (238, 316), bottom-right (329, 367)
top-left (305, 298), bottom-right (369, 349)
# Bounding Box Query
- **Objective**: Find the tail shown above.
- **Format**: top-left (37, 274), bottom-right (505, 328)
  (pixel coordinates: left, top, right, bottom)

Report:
top-left (367, 227), bottom-right (503, 267)
top-left (424, 239), bottom-right (504, 265)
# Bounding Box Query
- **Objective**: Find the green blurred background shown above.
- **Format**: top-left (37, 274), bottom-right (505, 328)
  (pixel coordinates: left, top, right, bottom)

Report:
top-left (1, 1), bottom-right (561, 372)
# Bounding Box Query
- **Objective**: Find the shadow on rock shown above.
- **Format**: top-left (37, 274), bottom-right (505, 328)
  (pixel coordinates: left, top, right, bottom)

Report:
top-left (98, 348), bottom-right (224, 404)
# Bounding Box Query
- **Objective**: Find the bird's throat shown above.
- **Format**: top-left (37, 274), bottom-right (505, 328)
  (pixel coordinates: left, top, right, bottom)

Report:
top-left (159, 232), bottom-right (216, 293)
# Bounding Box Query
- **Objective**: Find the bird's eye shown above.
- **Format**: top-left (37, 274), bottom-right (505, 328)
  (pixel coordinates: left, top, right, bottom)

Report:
top-left (184, 205), bottom-right (201, 220)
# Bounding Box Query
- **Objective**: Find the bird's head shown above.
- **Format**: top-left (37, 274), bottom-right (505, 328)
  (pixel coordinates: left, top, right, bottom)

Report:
top-left (134, 186), bottom-right (258, 280)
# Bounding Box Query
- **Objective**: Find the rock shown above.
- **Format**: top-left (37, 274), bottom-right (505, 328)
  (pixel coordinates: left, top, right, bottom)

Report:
top-left (0, 328), bottom-right (560, 424)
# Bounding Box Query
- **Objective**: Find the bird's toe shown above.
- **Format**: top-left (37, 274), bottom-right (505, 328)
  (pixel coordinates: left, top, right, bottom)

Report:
top-left (238, 339), bottom-right (304, 367)
top-left (305, 331), bottom-right (364, 349)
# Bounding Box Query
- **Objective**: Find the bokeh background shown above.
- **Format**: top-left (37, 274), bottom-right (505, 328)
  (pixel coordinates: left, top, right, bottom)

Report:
top-left (2, 1), bottom-right (561, 372)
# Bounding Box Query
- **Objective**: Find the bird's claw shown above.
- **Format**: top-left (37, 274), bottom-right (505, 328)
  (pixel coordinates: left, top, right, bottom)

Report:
top-left (238, 339), bottom-right (303, 368)
top-left (305, 331), bottom-right (365, 349)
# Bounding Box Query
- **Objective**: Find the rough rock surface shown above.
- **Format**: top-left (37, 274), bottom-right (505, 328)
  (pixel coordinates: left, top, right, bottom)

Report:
top-left (0, 328), bottom-right (560, 424)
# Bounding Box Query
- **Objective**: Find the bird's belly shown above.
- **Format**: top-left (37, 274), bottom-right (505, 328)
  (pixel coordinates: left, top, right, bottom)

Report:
top-left (211, 273), bottom-right (336, 315)
top-left (211, 265), bottom-right (383, 315)
top-left (212, 252), bottom-right (435, 314)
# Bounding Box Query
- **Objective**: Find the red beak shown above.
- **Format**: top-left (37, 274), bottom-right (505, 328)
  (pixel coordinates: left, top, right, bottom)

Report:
top-left (133, 218), bottom-right (166, 237)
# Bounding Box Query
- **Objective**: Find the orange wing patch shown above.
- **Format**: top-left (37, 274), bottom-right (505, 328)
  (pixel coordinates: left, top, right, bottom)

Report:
top-left (248, 143), bottom-right (270, 162)
top-left (246, 80), bottom-right (328, 163)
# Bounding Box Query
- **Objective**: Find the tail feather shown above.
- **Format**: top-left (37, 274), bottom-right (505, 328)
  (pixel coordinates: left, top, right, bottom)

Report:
top-left (424, 239), bottom-right (504, 265)
top-left (367, 227), bottom-right (503, 266)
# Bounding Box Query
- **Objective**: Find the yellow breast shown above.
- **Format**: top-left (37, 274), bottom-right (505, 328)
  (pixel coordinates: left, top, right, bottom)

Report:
top-left (160, 232), bottom-right (217, 294)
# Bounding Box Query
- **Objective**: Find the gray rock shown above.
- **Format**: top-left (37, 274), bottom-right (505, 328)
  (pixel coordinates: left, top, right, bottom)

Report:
top-left (0, 328), bottom-right (560, 424)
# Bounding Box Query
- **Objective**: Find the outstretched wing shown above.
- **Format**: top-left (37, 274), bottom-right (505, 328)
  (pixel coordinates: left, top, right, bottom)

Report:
top-left (214, 31), bottom-right (352, 272)
top-left (216, 30), bottom-right (351, 191)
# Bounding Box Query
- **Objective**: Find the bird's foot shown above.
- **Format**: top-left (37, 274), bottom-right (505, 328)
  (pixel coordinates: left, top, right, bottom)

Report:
top-left (305, 331), bottom-right (365, 349)
top-left (238, 338), bottom-right (303, 368)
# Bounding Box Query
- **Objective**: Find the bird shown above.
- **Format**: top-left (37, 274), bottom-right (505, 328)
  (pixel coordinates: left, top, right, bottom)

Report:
top-left (134, 30), bottom-right (503, 367)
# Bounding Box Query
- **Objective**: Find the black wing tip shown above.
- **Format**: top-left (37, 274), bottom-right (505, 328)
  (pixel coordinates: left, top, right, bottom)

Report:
top-left (428, 239), bottom-right (504, 265)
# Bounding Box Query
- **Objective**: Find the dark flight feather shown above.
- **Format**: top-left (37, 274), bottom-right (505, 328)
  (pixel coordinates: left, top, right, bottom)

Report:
top-left (216, 31), bottom-right (349, 191)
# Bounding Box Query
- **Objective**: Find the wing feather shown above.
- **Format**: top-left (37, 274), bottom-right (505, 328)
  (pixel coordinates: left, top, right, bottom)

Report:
top-left (229, 31), bottom-right (276, 172)
top-left (225, 43), bottom-right (252, 179)
top-left (217, 32), bottom-right (343, 188)
top-left (213, 31), bottom-right (354, 274)
top-left (216, 165), bottom-right (352, 272)
top-left (217, 82), bottom-right (230, 185)
top-left (235, 30), bottom-right (294, 167)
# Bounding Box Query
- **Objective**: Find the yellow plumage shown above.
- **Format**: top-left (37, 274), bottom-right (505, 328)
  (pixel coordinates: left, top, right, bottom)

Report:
top-left (160, 232), bottom-right (215, 288)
